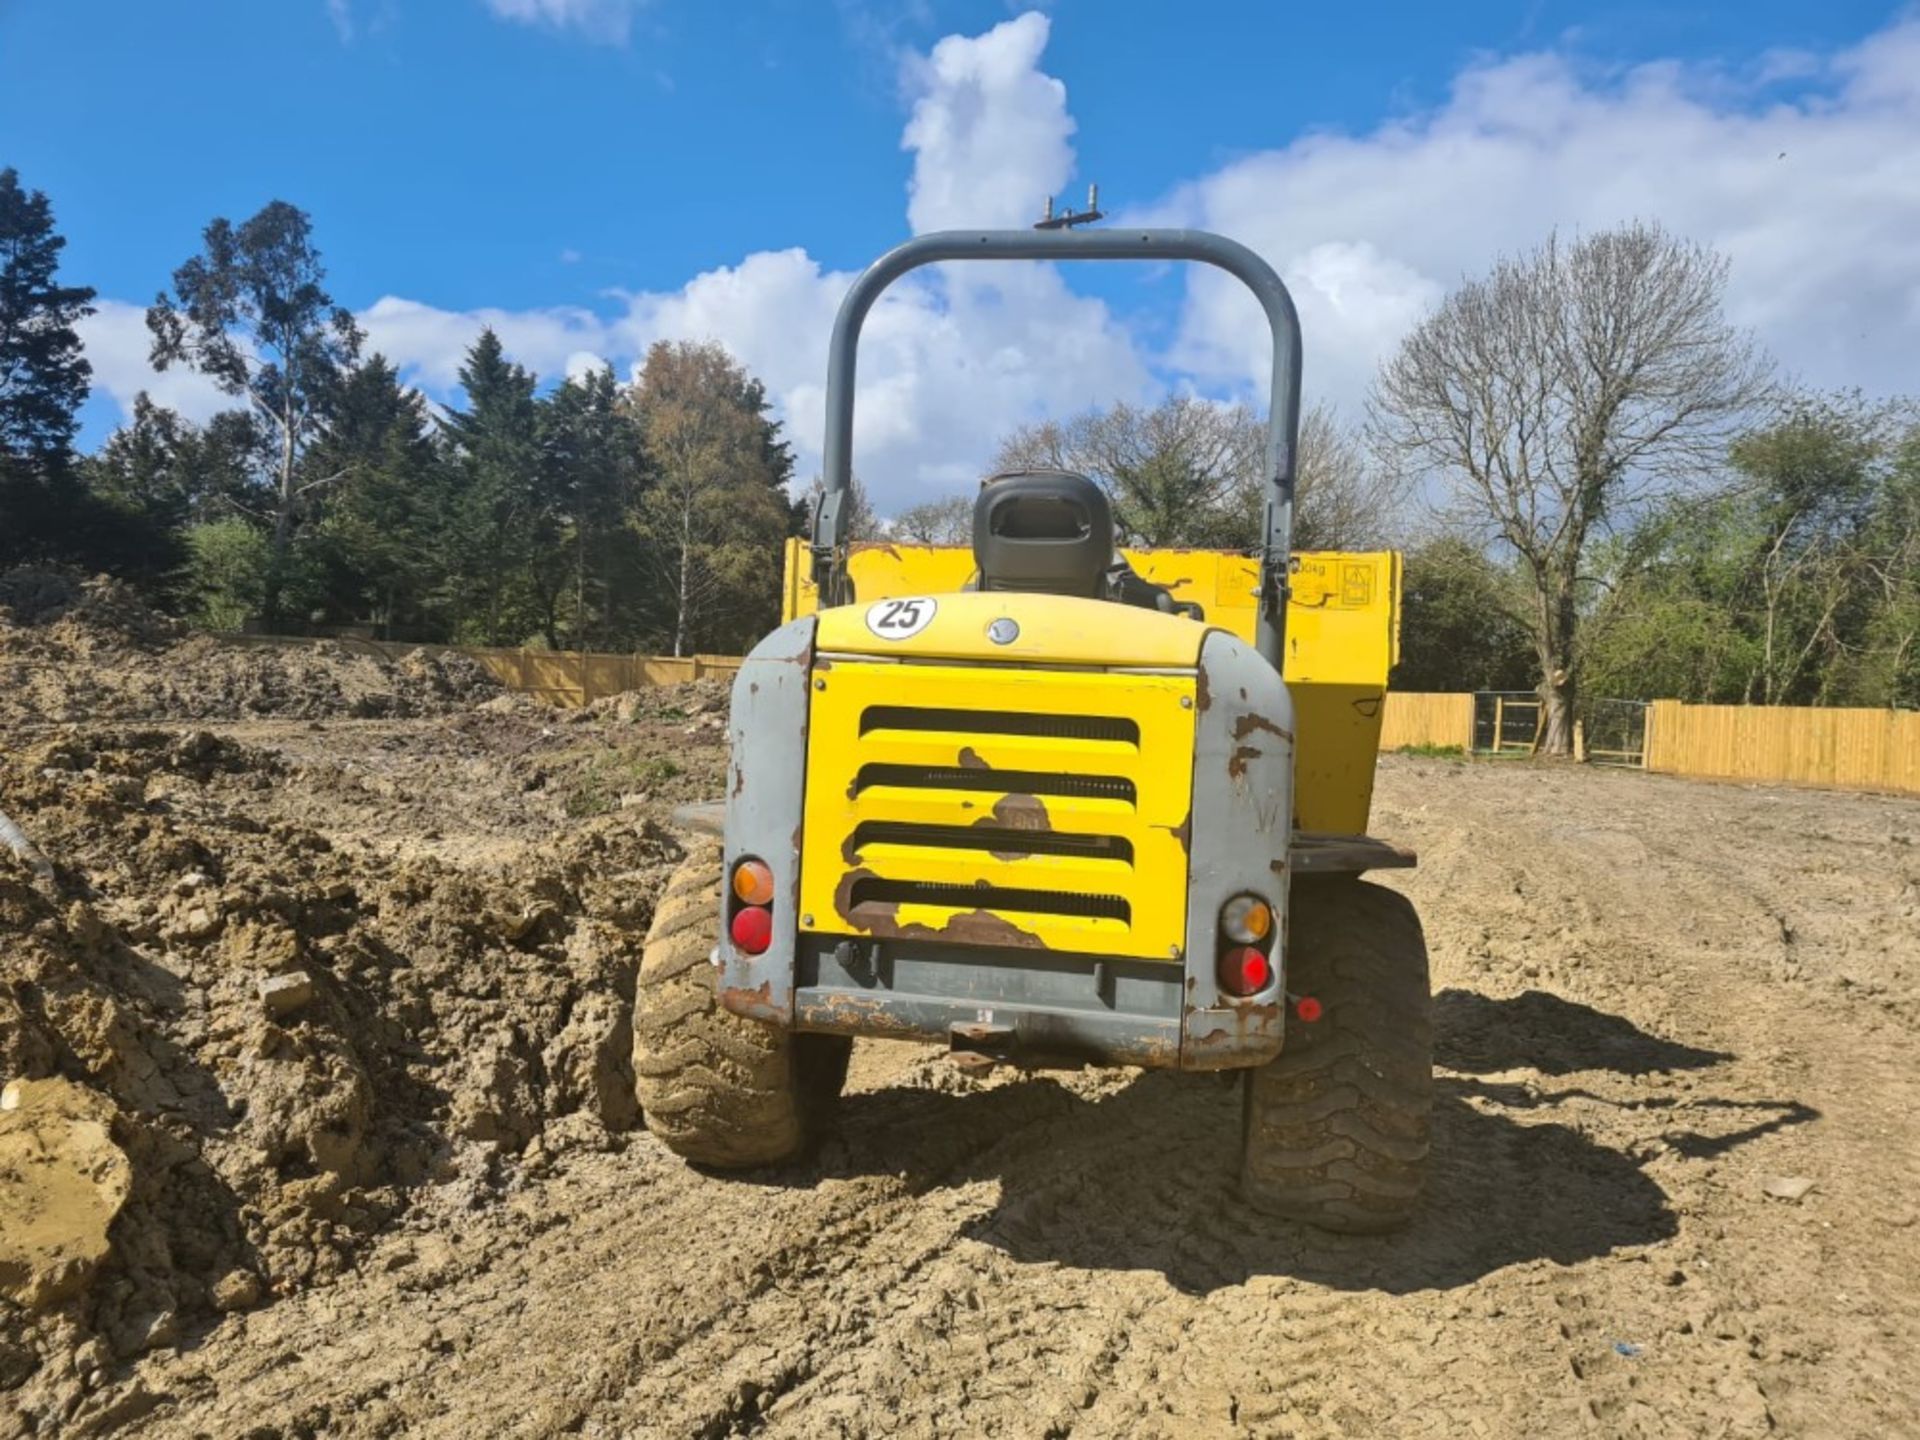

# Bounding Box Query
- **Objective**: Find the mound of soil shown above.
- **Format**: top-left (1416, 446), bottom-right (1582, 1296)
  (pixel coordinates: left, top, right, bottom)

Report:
top-left (0, 720), bottom-right (705, 1427)
top-left (0, 568), bottom-right (498, 726)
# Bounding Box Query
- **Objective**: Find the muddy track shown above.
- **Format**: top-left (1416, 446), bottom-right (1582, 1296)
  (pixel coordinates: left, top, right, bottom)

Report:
top-left (10, 729), bottom-right (1919, 1438)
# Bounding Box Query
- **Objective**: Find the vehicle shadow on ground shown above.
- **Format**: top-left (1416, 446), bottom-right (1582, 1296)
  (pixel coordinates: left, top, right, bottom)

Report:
top-left (1434, 987), bottom-right (1732, 1075)
top-left (808, 988), bottom-right (1816, 1297)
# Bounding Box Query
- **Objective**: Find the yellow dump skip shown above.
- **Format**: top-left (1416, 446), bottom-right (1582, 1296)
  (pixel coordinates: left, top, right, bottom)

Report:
top-left (782, 539), bottom-right (1401, 837)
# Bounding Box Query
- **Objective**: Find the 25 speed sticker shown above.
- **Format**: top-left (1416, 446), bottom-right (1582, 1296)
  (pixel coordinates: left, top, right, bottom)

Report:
top-left (864, 596), bottom-right (937, 640)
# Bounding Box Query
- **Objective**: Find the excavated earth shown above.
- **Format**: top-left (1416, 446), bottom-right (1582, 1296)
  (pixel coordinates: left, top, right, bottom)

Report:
top-left (3, 592), bottom-right (1917, 1437)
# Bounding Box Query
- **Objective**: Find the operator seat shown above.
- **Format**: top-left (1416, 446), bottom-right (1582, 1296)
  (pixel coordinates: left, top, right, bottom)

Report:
top-left (971, 470), bottom-right (1202, 618)
top-left (972, 470), bottom-right (1114, 598)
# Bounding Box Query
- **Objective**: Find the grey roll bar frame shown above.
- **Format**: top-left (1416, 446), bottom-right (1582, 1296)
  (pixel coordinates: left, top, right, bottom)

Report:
top-left (810, 227), bottom-right (1304, 669)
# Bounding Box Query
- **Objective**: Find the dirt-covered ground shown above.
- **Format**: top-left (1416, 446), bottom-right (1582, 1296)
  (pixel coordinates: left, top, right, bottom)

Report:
top-left (3, 586), bottom-right (1918, 1438)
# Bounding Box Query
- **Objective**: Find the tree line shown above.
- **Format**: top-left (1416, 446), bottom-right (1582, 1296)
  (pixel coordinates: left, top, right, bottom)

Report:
top-left (1, 174), bottom-right (795, 655)
top-left (978, 225), bottom-right (1918, 744)
top-left (3, 167), bottom-right (1915, 741)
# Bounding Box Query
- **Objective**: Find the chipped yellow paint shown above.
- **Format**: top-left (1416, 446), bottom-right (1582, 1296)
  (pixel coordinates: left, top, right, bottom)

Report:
top-left (800, 659), bottom-right (1197, 960)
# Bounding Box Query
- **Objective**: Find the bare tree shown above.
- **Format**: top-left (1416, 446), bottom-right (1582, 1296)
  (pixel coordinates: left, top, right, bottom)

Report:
top-left (1370, 222), bottom-right (1772, 752)
top-left (1221, 402), bottom-right (1407, 552)
top-left (890, 493), bottom-right (974, 545)
top-left (994, 395), bottom-right (1257, 546)
top-left (995, 395), bottom-right (1399, 552)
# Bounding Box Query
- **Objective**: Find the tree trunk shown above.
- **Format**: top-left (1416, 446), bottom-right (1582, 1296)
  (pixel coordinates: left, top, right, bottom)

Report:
top-left (263, 419), bottom-right (297, 627)
top-left (673, 504), bottom-right (693, 659)
top-left (1539, 662), bottom-right (1576, 756)
top-left (1536, 579), bottom-right (1579, 756)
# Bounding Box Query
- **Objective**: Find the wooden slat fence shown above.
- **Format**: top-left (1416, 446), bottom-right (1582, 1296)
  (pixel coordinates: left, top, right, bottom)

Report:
top-left (1646, 700), bottom-right (1920, 796)
top-left (1378, 692), bottom-right (1474, 751)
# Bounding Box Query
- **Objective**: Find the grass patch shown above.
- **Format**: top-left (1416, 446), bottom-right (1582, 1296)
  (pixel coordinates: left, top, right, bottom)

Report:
top-left (563, 749), bottom-right (684, 816)
top-left (1393, 743), bottom-right (1467, 759)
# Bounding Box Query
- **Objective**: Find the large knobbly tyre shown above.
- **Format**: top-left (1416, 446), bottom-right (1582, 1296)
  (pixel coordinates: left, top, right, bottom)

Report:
top-left (633, 840), bottom-right (850, 1167)
top-left (1242, 878), bottom-right (1433, 1233)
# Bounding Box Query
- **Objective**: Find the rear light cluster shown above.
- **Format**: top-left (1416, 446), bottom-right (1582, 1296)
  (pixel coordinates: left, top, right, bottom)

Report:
top-left (729, 858), bottom-right (775, 955)
top-left (1212, 890), bottom-right (1322, 1021)
top-left (1216, 892), bottom-right (1274, 998)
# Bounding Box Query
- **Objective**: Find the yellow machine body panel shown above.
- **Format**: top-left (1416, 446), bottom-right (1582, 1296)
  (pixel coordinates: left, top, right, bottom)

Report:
top-left (782, 539), bottom-right (1401, 836)
top-left (799, 654), bottom-right (1198, 960)
top-left (815, 588), bottom-right (1209, 669)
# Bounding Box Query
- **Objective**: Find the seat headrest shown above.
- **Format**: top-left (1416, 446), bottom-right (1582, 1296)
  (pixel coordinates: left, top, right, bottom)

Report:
top-left (972, 470), bottom-right (1114, 598)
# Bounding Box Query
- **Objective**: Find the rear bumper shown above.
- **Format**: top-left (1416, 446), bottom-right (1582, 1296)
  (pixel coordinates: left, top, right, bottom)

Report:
top-left (787, 933), bottom-right (1187, 1068)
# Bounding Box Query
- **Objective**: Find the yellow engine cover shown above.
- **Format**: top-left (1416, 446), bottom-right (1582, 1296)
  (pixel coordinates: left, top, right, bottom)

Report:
top-left (800, 656), bottom-right (1198, 960)
top-left (782, 539), bottom-right (1401, 837)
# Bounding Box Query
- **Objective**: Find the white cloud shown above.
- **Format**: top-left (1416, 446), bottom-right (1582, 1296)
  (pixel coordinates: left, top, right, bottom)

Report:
top-left (900, 11), bottom-right (1071, 233)
top-left (77, 13), bottom-right (1920, 517)
top-left (1137, 19), bottom-right (1920, 416)
top-left (481, 0), bottom-right (646, 45)
top-left (563, 350), bottom-right (609, 383)
top-left (78, 301), bottom-right (239, 425)
top-left (358, 296), bottom-right (610, 392)
top-left (326, 0), bottom-right (353, 42)
top-left (339, 11), bottom-right (1149, 510)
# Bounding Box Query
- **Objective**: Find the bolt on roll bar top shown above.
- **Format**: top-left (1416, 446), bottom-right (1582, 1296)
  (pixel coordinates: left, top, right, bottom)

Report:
top-left (810, 228), bottom-right (1304, 671)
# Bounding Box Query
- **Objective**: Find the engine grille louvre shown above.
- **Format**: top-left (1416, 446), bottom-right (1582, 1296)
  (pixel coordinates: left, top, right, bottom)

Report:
top-left (860, 706), bottom-right (1139, 744)
top-left (852, 764), bottom-right (1137, 804)
top-left (847, 878), bottom-right (1131, 923)
top-left (850, 820), bottom-right (1134, 863)
top-left (800, 659), bottom-right (1197, 959)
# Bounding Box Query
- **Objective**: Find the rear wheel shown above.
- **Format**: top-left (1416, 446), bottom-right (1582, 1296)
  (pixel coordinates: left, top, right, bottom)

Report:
top-left (633, 840), bottom-right (850, 1167)
top-left (1241, 878), bottom-right (1432, 1232)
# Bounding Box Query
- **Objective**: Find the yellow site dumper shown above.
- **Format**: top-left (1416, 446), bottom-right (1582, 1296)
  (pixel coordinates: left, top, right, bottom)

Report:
top-left (634, 227), bottom-right (1430, 1232)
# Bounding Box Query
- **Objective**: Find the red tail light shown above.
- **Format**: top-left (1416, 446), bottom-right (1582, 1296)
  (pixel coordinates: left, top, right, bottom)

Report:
top-left (1293, 995), bottom-right (1323, 1023)
top-left (730, 904), bottom-right (772, 955)
top-left (1218, 946), bottom-right (1271, 997)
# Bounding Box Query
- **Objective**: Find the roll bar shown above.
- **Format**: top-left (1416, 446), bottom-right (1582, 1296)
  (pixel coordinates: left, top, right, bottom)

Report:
top-left (811, 227), bottom-right (1303, 670)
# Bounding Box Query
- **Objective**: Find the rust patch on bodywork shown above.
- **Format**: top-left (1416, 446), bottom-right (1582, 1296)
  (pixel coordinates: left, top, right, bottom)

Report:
top-left (1228, 744), bottom-right (1261, 780)
top-left (859, 904), bottom-right (1047, 950)
top-left (831, 866), bottom-right (878, 926)
top-left (974, 792), bottom-right (1051, 859)
top-left (1232, 712), bottom-right (1294, 745)
top-left (957, 746), bottom-right (990, 770)
top-left (830, 865), bottom-right (1047, 949)
top-left (717, 978), bottom-right (780, 1023)
top-left (1183, 999), bottom-right (1284, 1067)
top-left (1193, 665), bottom-right (1210, 714)
top-left (808, 990), bottom-right (924, 1037)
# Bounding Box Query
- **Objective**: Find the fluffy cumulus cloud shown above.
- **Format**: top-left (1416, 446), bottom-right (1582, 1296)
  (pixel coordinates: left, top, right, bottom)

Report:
top-left (77, 301), bottom-right (235, 424)
top-left (1141, 19), bottom-right (1920, 414)
top-left (78, 13), bottom-right (1920, 514)
top-left (481, 0), bottom-right (647, 45)
top-left (350, 12), bottom-right (1151, 509)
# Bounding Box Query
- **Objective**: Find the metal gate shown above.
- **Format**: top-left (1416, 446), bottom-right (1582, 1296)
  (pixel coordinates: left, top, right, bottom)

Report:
top-left (1472, 691), bottom-right (1543, 755)
top-left (1583, 698), bottom-right (1649, 768)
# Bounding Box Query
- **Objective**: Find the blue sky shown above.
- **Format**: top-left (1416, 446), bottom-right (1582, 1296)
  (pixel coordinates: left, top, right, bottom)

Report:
top-left (3, 0), bottom-right (1915, 510)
